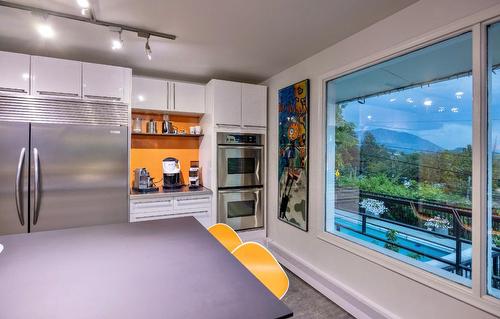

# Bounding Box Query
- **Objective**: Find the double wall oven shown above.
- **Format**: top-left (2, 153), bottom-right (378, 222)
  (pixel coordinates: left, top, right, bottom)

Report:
top-left (217, 133), bottom-right (264, 231)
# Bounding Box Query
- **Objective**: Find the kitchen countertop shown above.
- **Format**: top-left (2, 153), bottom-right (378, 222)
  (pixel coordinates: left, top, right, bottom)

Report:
top-left (0, 217), bottom-right (292, 319)
top-left (129, 185), bottom-right (212, 200)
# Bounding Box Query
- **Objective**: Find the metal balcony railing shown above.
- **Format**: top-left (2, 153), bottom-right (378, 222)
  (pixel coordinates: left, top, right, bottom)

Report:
top-left (333, 189), bottom-right (500, 289)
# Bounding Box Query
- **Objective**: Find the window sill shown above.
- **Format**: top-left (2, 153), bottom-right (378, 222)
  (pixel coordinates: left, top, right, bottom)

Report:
top-left (316, 230), bottom-right (500, 316)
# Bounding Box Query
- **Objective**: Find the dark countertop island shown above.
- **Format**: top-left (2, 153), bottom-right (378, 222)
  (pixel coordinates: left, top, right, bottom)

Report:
top-left (0, 217), bottom-right (291, 319)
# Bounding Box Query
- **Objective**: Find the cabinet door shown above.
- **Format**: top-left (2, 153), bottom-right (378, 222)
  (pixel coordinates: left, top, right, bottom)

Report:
top-left (132, 76), bottom-right (168, 111)
top-left (242, 83), bottom-right (267, 128)
top-left (170, 82), bottom-right (205, 114)
top-left (213, 80), bottom-right (242, 127)
top-left (83, 62), bottom-right (126, 101)
top-left (0, 51), bottom-right (30, 95)
top-left (31, 56), bottom-right (81, 98)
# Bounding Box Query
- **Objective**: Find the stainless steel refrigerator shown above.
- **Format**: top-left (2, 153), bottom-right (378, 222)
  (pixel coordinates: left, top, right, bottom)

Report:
top-left (0, 95), bottom-right (129, 235)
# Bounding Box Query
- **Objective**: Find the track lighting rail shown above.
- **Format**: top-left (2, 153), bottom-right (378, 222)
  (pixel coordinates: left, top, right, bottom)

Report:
top-left (0, 0), bottom-right (177, 40)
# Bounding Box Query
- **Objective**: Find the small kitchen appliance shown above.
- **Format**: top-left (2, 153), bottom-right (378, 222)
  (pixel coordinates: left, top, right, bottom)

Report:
top-left (163, 157), bottom-right (182, 189)
top-left (188, 161), bottom-right (200, 188)
top-left (147, 119), bottom-right (157, 134)
top-left (162, 114), bottom-right (174, 134)
top-left (132, 168), bottom-right (158, 193)
top-left (132, 118), bottom-right (142, 133)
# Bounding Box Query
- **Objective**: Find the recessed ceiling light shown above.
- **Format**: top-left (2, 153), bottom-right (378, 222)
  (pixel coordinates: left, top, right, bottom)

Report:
top-left (76, 0), bottom-right (90, 9)
top-left (423, 99), bottom-right (432, 106)
top-left (36, 23), bottom-right (55, 39)
top-left (138, 95), bottom-right (145, 102)
top-left (455, 91), bottom-right (464, 99)
top-left (451, 107), bottom-right (459, 113)
top-left (405, 98), bottom-right (414, 104)
top-left (389, 98), bottom-right (396, 102)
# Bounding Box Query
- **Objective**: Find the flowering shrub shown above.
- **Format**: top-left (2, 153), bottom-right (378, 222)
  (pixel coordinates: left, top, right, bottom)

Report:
top-left (359, 198), bottom-right (387, 216)
top-left (424, 216), bottom-right (451, 230)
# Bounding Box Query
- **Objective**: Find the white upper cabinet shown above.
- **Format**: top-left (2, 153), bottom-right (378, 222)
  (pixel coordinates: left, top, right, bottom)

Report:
top-left (242, 83), bottom-right (267, 128)
top-left (0, 51), bottom-right (30, 95)
top-left (132, 76), bottom-right (168, 111)
top-left (170, 81), bottom-right (205, 114)
top-left (213, 80), bottom-right (242, 126)
top-left (31, 56), bottom-right (82, 98)
top-left (83, 62), bottom-right (128, 102)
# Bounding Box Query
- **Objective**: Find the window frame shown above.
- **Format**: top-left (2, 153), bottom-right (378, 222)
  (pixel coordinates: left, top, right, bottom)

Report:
top-left (318, 12), bottom-right (500, 315)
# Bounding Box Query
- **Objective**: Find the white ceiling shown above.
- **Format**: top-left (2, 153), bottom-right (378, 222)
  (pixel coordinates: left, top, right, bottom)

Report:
top-left (0, 0), bottom-right (417, 83)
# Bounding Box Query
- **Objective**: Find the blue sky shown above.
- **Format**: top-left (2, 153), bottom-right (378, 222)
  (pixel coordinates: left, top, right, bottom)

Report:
top-left (340, 74), bottom-right (500, 151)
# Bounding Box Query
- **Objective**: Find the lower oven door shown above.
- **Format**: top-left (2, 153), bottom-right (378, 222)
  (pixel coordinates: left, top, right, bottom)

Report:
top-left (218, 187), bottom-right (264, 231)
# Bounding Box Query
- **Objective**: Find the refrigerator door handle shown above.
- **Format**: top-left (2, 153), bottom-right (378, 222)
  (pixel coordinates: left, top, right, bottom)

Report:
top-left (15, 147), bottom-right (26, 226)
top-left (33, 147), bottom-right (41, 225)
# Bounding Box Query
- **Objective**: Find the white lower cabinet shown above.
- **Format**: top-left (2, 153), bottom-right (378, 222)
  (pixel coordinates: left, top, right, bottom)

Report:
top-left (130, 194), bottom-right (212, 227)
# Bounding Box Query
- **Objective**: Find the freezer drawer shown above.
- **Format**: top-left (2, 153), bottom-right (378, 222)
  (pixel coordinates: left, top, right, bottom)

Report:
top-left (30, 123), bottom-right (128, 232)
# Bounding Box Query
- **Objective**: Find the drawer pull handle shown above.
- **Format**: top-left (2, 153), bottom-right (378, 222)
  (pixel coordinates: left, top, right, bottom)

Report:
top-left (37, 91), bottom-right (80, 97)
top-left (84, 94), bottom-right (121, 101)
top-left (176, 197), bottom-right (210, 202)
top-left (0, 87), bottom-right (27, 93)
top-left (243, 125), bottom-right (266, 128)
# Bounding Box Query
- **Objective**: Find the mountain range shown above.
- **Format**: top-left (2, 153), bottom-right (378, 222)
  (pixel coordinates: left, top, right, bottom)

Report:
top-left (360, 128), bottom-right (444, 153)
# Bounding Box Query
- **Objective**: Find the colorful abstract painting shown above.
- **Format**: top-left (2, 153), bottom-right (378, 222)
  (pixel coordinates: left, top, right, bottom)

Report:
top-left (278, 79), bottom-right (309, 231)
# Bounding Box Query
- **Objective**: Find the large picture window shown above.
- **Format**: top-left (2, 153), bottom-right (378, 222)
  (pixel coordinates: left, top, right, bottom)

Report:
top-left (487, 21), bottom-right (500, 299)
top-left (325, 33), bottom-right (473, 285)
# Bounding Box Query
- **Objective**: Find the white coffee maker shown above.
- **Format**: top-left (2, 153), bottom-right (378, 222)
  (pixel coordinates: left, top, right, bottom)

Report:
top-left (163, 157), bottom-right (182, 188)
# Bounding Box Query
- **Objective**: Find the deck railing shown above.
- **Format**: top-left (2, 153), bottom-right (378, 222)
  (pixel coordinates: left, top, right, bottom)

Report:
top-left (334, 189), bottom-right (500, 288)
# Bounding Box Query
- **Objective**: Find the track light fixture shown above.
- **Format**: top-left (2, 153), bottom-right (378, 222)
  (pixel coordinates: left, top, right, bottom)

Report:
top-left (32, 12), bottom-right (55, 39)
top-left (110, 27), bottom-right (123, 50)
top-left (1, 1), bottom-right (176, 58)
top-left (0, 1), bottom-right (176, 40)
top-left (76, 0), bottom-right (89, 9)
top-left (139, 32), bottom-right (152, 61)
top-left (145, 36), bottom-right (152, 60)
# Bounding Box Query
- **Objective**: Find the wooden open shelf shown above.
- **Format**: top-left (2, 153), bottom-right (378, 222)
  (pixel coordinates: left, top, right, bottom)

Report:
top-left (132, 132), bottom-right (203, 138)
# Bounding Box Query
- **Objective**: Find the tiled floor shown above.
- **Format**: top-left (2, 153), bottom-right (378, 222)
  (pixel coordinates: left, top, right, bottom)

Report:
top-left (282, 269), bottom-right (355, 319)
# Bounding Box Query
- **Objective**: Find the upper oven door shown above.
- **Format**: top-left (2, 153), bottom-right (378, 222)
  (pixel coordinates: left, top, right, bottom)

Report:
top-left (217, 145), bottom-right (263, 188)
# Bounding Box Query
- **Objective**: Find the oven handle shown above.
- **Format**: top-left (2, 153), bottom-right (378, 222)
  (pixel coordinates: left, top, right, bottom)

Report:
top-left (218, 187), bottom-right (263, 194)
top-left (217, 145), bottom-right (263, 150)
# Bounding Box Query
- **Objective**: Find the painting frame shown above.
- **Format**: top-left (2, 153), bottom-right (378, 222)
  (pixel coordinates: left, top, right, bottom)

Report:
top-left (277, 79), bottom-right (310, 232)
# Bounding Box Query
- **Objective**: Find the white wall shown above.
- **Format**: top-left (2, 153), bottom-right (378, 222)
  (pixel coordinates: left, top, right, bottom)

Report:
top-left (262, 0), bottom-right (500, 318)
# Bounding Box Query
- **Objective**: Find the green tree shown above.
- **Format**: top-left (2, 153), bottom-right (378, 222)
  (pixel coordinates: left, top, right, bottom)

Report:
top-left (334, 104), bottom-right (359, 175)
top-left (360, 131), bottom-right (391, 176)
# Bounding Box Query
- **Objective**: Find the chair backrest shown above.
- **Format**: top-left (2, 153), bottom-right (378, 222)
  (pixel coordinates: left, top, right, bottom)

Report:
top-left (207, 223), bottom-right (243, 252)
top-left (232, 242), bottom-right (289, 299)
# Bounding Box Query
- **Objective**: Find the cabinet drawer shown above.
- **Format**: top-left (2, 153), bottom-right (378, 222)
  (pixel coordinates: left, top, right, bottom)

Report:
top-left (174, 195), bottom-right (211, 211)
top-left (130, 199), bottom-right (174, 214)
top-left (130, 207), bottom-right (210, 223)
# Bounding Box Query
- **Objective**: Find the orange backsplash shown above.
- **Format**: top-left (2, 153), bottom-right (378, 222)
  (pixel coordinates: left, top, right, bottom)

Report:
top-left (130, 112), bottom-right (201, 187)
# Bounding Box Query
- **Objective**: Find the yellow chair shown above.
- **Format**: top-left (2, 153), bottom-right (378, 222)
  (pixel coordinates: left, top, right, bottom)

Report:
top-left (208, 223), bottom-right (243, 252)
top-left (232, 242), bottom-right (289, 299)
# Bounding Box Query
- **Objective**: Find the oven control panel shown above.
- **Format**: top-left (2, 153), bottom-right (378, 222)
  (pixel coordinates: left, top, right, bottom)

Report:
top-left (217, 132), bottom-right (263, 145)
